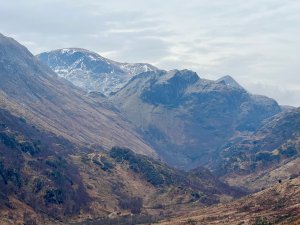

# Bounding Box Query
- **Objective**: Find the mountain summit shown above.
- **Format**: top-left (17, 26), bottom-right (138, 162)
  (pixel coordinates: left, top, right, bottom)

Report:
top-left (216, 75), bottom-right (244, 89)
top-left (37, 48), bottom-right (158, 95)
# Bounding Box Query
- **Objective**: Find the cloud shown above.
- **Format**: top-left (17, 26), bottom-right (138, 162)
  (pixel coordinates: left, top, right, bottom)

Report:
top-left (0, 0), bottom-right (299, 106)
top-left (244, 82), bottom-right (300, 107)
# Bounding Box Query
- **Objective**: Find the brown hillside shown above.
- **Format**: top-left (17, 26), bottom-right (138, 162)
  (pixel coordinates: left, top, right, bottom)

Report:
top-left (0, 33), bottom-right (155, 156)
top-left (158, 177), bottom-right (300, 225)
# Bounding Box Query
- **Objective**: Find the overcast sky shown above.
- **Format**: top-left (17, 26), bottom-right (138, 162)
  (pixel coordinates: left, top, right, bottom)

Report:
top-left (1, 0), bottom-right (299, 106)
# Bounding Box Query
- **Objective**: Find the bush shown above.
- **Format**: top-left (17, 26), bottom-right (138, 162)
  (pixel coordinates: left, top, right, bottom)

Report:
top-left (255, 152), bottom-right (279, 162)
top-left (110, 147), bottom-right (164, 186)
top-left (118, 196), bottom-right (143, 214)
top-left (33, 178), bottom-right (43, 193)
top-left (92, 156), bottom-right (114, 171)
top-left (0, 132), bottom-right (41, 155)
top-left (100, 156), bottom-right (114, 171)
top-left (44, 189), bottom-right (65, 204)
top-left (20, 141), bottom-right (41, 155)
top-left (252, 218), bottom-right (272, 225)
top-left (281, 146), bottom-right (297, 157)
top-left (0, 162), bottom-right (21, 188)
top-left (0, 132), bottom-right (17, 148)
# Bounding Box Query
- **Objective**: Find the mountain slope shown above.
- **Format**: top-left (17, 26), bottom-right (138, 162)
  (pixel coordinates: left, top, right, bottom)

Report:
top-left (158, 177), bottom-right (300, 225)
top-left (217, 107), bottom-right (300, 191)
top-left (37, 48), bottom-right (158, 95)
top-left (110, 69), bottom-right (281, 169)
top-left (0, 33), bottom-right (155, 156)
top-left (0, 107), bottom-right (245, 224)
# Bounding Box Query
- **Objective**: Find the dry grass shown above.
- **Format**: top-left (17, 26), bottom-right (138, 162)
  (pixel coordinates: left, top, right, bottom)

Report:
top-left (158, 178), bottom-right (300, 225)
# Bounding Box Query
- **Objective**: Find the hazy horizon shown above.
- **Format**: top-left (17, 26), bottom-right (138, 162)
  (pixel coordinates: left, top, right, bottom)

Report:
top-left (1, 0), bottom-right (299, 106)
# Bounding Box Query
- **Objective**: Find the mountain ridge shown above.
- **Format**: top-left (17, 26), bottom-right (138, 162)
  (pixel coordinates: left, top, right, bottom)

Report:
top-left (37, 48), bottom-right (158, 95)
top-left (110, 69), bottom-right (282, 169)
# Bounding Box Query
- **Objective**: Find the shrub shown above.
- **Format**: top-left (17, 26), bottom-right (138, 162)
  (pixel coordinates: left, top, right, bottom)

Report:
top-left (0, 132), bottom-right (17, 148)
top-left (252, 218), bottom-right (272, 225)
top-left (100, 156), bottom-right (114, 171)
top-left (20, 141), bottom-right (41, 155)
top-left (118, 196), bottom-right (143, 214)
top-left (44, 189), bottom-right (65, 204)
top-left (110, 147), bottom-right (164, 186)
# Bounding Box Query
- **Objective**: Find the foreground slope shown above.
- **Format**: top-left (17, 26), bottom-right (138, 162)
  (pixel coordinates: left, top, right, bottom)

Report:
top-left (37, 48), bottom-right (158, 95)
top-left (110, 70), bottom-right (281, 168)
top-left (0, 33), bottom-right (155, 156)
top-left (158, 177), bottom-right (300, 225)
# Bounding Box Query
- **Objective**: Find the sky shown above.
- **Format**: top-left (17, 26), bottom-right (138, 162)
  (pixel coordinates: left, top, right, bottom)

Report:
top-left (0, 0), bottom-right (299, 106)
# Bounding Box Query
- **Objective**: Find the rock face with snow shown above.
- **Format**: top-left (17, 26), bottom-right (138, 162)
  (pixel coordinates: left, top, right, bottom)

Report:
top-left (216, 75), bottom-right (244, 89)
top-left (37, 48), bottom-right (158, 95)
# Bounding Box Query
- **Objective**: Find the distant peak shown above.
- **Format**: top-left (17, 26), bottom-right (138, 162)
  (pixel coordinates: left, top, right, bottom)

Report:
top-left (39, 48), bottom-right (108, 63)
top-left (42, 48), bottom-right (104, 58)
top-left (216, 75), bottom-right (244, 89)
top-left (172, 69), bottom-right (200, 80)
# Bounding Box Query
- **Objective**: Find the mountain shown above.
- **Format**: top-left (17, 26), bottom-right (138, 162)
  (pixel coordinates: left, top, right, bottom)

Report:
top-left (37, 48), bottom-right (158, 95)
top-left (216, 107), bottom-right (300, 191)
top-left (109, 69), bottom-right (282, 169)
top-left (216, 75), bottom-right (244, 89)
top-left (36, 46), bottom-right (285, 171)
top-left (0, 107), bottom-right (244, 224)
top-left (0, 33), bottom-right (155, 156)
top-left (1, 33), bottom-right (299, 224)
top-left (157, 176), bottom-right (300, 225)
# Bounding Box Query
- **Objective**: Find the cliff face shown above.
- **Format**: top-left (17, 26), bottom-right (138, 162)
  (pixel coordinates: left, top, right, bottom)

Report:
top-left (110, 69), bottom-right (281, 168)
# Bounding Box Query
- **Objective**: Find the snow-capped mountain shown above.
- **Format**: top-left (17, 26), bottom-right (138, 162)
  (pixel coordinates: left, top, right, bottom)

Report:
top-left (216, 75), bottom-right (244, 89)
top-left (37, 48), bottom-right (158, 95)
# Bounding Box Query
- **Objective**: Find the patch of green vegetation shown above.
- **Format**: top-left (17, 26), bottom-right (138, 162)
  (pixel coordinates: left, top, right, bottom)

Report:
top-left (187, 218), bottom-right (197, 225)
top-left (18, 117), bottom-right (27, 123)
top-left (110, 147), bottom-right (167, 186)
top-left (0, 132), bottom-right (17, 148)
top-left (0, 161), bottom-right (21, 188)
top-left (45, 156), bottom-right (67, 169)
top-left (0, 131), bottom-right (41, 155)
top-left (252, 218), bottom-right (272, 225)
top-left (255, 152), bottom-right (279, 162)
top-left (118, 196), bottom-right (143, 214)
top-left (44, 189), bottom-right (66, 204)
top-left (92, 156), bottom-right (114, 171)
top-left (280, 145), bottom-right (297, 157)
top-left (33, 178), bottom-right (43, 193)
top-left (19, 141), bottom-right (41, 155)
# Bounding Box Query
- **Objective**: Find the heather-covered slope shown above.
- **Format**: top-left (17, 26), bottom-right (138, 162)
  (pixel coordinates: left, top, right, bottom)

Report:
top-left (110, 69), bottom-right (281, 168)
top-left (0, 108), bottom-right (244, 224)
top-left (0, 33), bottom-right (155, 156)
